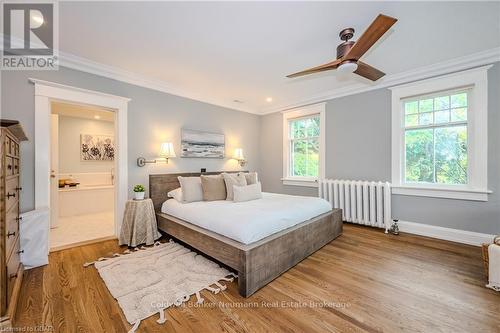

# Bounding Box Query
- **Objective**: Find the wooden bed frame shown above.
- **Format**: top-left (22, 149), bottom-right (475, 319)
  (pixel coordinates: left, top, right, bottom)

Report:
top-left (149, 172), bottom-right (343, 297)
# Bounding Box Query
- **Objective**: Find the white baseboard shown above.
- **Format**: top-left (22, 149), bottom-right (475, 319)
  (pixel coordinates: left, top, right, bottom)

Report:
top-left (397, 220), bottom-right (495, 246)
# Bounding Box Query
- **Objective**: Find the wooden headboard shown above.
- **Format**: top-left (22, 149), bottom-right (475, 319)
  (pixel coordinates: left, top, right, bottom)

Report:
top-left (149, 171), bottom-right (244, 212)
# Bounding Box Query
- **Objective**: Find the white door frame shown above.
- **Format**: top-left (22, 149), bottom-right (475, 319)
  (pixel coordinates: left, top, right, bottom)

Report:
top-left (30, 78), bottom-right (130, 237)
top-left (50, 114), bottom-right (59, 228)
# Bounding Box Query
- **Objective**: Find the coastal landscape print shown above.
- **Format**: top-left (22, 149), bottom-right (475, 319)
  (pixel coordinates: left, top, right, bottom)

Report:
top-left (80, 134), bottom-right (115, 161)
top-left (181, 129), bottom-right (225, 158)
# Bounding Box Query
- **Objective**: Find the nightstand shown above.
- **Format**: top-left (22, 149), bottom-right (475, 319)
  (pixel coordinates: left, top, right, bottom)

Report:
top-left (119, 198), bottom-right (161, 247)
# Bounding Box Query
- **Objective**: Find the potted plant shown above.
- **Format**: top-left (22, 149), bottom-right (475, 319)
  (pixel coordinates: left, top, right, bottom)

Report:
top-left (133, 184), bottom-right (145, 200)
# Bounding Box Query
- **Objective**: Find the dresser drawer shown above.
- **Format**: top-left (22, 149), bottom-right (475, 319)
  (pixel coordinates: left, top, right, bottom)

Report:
top-left (5, 207), bottom-right (19, 258)
top-left (13, 141), bottom-right (19, 157)
top-left (13, 158), bottom-right (19, 176)
top-left (10, 140), bottom-right (15, 156)
top-left (5, 156), bottom-right (14, 176)
top-left (4, 135), bottom-right (12, 155)
top-left (6, 237), bottom-right (21, 302)
top-left (5, 177), bottom-right (19, 213)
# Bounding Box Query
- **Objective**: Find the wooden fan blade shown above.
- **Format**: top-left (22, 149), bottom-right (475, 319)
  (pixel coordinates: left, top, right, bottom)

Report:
top-left (343, 14), bottom-right (397, 61)
top-left (354, 61), bottom-right (385, 81)
top-left (286, 59), bottom-right (342, 78)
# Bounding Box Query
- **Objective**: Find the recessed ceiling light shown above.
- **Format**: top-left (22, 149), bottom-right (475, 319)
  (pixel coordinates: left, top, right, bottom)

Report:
top-left (266, 97), bottom-right (273, 103)
top-left (94, 115), bottom-right (101, 120)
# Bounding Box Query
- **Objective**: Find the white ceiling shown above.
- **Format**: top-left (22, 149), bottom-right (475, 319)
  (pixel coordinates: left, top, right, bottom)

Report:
top-left (58, 1), bottom-right (500, 114)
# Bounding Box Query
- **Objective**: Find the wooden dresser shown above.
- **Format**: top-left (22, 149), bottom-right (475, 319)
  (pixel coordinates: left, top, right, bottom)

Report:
top-left (0, 121), bottom-right (27, 328)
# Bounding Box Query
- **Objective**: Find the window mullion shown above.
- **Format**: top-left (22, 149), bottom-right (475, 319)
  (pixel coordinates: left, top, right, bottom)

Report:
top-left (406, 120), bottom-right (467, 131)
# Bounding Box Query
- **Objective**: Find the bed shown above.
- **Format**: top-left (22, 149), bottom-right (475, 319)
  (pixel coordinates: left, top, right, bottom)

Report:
top-left (150, 172), bottom-right (342, 297)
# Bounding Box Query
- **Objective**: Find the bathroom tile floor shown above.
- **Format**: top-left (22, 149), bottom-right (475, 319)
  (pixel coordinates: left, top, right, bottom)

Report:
top-left (50, 211), bottom-right (115, 251)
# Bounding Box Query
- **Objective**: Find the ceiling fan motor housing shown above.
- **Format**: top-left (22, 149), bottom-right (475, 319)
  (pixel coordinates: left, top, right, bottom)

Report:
top-left (337, 40), bottom-right (355, 59)
top-left (337, 28), bottom-right (355, 59)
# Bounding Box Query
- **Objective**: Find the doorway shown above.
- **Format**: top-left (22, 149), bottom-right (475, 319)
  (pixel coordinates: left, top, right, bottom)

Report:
top-left (31, 79), bottom-right (129, 253)
top-left (49, 102), bottom-right (116, 250)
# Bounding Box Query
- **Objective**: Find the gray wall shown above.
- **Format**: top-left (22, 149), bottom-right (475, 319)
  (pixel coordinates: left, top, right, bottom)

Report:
top-left (2, 63), bottom-right (498, 234)
top-left (58, 115), bottom-right (115, 173)
top-left (260, 64), bottom-right (500, 235)
top-left (1, 67), bottom-right (260, 213)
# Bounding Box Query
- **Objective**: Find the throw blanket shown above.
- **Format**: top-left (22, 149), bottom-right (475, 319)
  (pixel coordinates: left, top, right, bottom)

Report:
top-left (486, 243), bottom-right (500, 291)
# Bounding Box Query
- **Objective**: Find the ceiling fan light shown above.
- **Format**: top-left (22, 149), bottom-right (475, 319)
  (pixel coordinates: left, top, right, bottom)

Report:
top-left (337, 61), bottom-right (358, 74)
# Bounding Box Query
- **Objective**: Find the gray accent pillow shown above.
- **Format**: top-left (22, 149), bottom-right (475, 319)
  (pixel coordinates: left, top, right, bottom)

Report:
top-left (239, 172), bottom-right (258, 185)
top-left (200, 175), bottom-right (227, 201)
top-left (222, 173), bottom-right (247, 200)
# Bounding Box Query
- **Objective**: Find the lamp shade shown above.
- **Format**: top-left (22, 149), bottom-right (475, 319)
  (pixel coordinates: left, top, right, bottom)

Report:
top-left (233, 148), bottom-right (245, 160)
top-left (159, 142), bottom-right (176, 158)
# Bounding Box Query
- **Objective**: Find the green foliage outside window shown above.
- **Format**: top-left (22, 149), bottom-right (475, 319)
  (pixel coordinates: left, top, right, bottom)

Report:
top-left (290, 116), bottom-right (320, 177)
top-left (404, 92), bottom-right (468, 185)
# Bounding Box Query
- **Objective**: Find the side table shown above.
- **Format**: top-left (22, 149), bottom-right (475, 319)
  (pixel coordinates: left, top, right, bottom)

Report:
top-left (119, 198), bottom-right (161, 247)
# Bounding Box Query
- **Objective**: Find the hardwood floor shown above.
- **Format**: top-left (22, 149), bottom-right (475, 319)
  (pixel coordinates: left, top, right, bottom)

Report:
top-left (14, 224), bottom-right (499, 333)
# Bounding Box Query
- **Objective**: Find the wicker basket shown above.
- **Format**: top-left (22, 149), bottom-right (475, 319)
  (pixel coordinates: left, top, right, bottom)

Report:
top-left (482, 236), bottom-right (500, 280)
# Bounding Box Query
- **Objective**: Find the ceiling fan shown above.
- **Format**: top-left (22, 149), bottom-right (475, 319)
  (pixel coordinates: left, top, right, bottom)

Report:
top-left (287, 14), bottom-right (397, 81)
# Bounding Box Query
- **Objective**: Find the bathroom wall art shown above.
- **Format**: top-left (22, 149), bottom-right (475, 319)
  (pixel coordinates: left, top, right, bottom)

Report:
top-left (80, 134), bottom-right (115, 161)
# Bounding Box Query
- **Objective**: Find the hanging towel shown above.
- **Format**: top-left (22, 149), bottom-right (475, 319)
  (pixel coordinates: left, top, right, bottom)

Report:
top-left (486, 243), bottom-right (500, 291)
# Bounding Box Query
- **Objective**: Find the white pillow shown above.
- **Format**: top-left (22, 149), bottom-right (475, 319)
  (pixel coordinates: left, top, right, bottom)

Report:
top-left (233, 182), bottom-right (262, 203)
top-left (177, 176), bottom-right (203, 203)
top-left (167, 187), bottom-right (183, 202)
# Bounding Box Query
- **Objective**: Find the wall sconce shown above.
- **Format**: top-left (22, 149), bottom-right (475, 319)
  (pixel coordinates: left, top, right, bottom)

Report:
top-left (233, 148), bottom-right (247, 167)
top-left (137, 142), bottom-right (176, 167)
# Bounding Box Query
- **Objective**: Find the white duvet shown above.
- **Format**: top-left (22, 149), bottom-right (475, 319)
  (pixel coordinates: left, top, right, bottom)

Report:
top-left (161, 192), bottom-right (332, 244)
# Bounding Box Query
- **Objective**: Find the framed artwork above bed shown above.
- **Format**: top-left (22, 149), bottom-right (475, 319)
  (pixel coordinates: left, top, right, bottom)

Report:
top-left (181, 129), bottom-right (225, 158)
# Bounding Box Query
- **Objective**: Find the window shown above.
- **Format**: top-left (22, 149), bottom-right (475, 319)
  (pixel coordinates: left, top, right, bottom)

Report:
top-left (282, 103), bottom-right (325, 187)
top-left (404, 90), bottom-right (469, 185)
top-left (289, 115), bottom-right (320, 177)
top-left (391, 66), bottom-right (490, 201)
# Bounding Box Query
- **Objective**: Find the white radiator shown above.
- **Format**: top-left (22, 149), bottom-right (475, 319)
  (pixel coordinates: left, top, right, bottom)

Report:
top-left (318, 179), bottom-right (392, 232)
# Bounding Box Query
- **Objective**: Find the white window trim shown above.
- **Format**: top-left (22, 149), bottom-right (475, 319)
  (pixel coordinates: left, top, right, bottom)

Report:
top-left (282, 103), bottom-right (325, 187)
top-left (390, 65), bottom-right (492, 201)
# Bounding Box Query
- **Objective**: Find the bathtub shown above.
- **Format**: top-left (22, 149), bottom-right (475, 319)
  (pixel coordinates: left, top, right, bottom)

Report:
top-left (58, 172), bottom-right (114, 217)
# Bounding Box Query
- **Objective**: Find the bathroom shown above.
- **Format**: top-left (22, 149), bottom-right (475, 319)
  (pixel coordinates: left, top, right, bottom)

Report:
top-left (50, 101), bottom-right (116, 250)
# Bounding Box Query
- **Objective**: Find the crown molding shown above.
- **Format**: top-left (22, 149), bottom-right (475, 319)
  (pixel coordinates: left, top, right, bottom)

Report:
top-left (57, 51), bottom-right (259, 114)
top-left (0, 34), bottom-right (258, 113)
top-left (260, 47), bottom-right (500, 115)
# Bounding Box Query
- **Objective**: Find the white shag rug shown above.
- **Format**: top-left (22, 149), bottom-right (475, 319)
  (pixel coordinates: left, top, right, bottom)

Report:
top-left (84, 240), bottom-right (236, 333)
